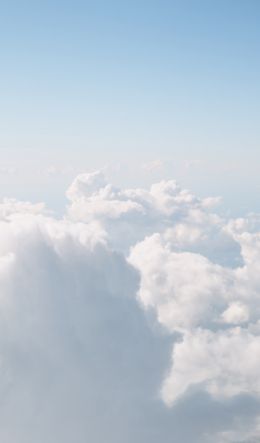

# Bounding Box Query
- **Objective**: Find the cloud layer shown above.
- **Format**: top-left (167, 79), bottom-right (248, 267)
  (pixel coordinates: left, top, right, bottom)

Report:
top-left (0, 170), bottom-right (259, 442)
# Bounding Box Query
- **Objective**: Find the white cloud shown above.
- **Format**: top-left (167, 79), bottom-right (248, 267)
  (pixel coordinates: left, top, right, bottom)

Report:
top-left (161, 328), bottom-right (260, 406)
top-left (129, 225), bottom-right (260, 407)
top-left (142, 159), bottom-right (164, 172)
top-left (221, 302), bottom-right (249, 324)
top-left (129, 233), bottom-right (232, 332)
top-left (0, 213), bottom-right (154, 442)
top-left (0, 198), bottom-right (46, 218)
top-left (0, 170), bottom-right (259, 442)
top-left (66, 170), bottom-right (230, 260)
top-left (66, 170), bottom-right (260, 414)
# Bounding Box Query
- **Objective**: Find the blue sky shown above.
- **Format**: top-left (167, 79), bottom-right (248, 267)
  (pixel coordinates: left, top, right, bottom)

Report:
top-left (0, 0), bottom-right (259, 213)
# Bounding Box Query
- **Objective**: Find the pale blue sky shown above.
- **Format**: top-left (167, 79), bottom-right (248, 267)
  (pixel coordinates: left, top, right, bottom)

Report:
top-left (0, 0), bottom-right (259, 213)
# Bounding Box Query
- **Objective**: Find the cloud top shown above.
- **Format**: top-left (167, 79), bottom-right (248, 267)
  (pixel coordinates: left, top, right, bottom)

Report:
top-left (0, 170), bottom-right (259, 442)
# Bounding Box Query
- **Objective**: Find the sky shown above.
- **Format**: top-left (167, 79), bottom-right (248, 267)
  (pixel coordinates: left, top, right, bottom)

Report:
top-left (0, 2), bottom-right (260, 442)
top-left (0, 0), bottom-right (259, 213)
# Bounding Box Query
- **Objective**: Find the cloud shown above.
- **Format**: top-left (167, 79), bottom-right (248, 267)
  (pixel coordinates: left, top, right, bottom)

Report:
top-left (0, 170), bottom-right (259, 442)
top-left (142, 159), bottom-right (164, 172)
top-left (0, 198), bottom-right (46, 218)
top-left (0, 213), bottom-right (168, 442)
top-left (161, 328), bottom-right (260, 406)
top-left (129, 233), bottom-right (232, 332)
top-left (0, 166), bottom-right (16, 175)
top-left (45, 165), bottom-right (75, 176)
top-left (209, 416), bottom-right (260, 443)
top-left (129, 226), bottom-right (260, 407)
top-left (221, 301), bottom-right (249, 324)
top-left (66, 170), bottom-right (230, 260)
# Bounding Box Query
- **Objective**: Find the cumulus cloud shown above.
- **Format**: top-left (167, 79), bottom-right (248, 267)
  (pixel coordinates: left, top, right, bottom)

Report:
top-left (129, 225), bottom-right (260, 406)
top-left (221, 302), bottom-right (249, 324)
top-left (161, 328), bottom-right (260, 405)
top-left (0, 213), bottom-right (164, 442)
top-left (0, 198), bottom-right (46, 218)
top-left (129, 233), bottom-right (232, 332)
top-left (66, 170), bottom-right (233, 262)
top-left (0, 169), bottom-right (259, 442)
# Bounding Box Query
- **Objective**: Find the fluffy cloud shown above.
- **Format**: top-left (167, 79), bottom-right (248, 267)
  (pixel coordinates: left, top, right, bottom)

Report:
top-left (221, 302), bottom-right (249, 324)
top-left (129, 233), bottom-right (232, 332)
top-left (66, 171), bottom-right (217, 225)
top-left (0, 198), bottom-right (46, 218)
top-left (66, 171), bottom-right (235, 264)
top-left (161, 328), bottom-right (260, 405)
top-left (129, 225), bottom-right (260, 406)
top-left (0, 213), bottom-right (163, 442)
top-left (0, 170), bottom-right (259, 442)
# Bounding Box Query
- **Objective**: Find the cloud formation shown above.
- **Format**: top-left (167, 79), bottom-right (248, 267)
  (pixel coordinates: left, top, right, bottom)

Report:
top-left (0, 170), bottom-right (259, 442)
top-left (0, 213), bottom-right (160, 442)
